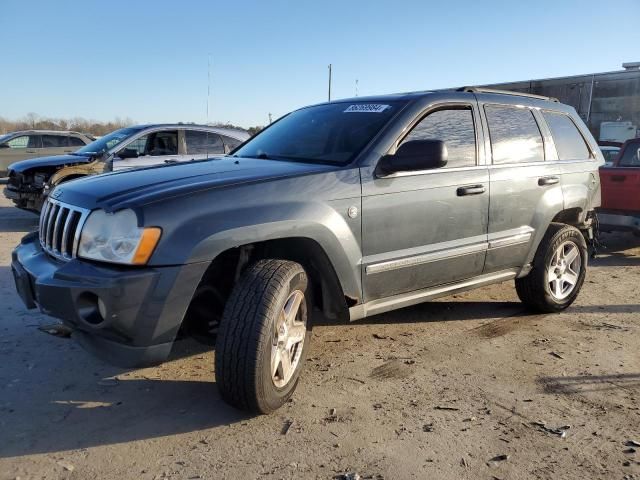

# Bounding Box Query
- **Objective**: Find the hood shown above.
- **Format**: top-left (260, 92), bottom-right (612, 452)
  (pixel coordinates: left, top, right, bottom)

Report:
top-left (9, 153), bottom-right (93, 173)
top-left (51, 157), bottom-right (338, 211)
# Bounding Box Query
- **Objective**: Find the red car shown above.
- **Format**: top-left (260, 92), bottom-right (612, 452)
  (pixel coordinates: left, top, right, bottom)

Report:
top-left (598, 138), bottom-right (640, 235)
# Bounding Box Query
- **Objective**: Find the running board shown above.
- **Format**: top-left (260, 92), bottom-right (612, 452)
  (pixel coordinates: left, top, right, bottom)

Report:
top-left (349, 269), bottom-right (519, 321)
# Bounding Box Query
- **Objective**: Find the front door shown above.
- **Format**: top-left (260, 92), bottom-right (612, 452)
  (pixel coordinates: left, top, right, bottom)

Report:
top-left (361, 103), bottom-right (489, 302)
top-left (113, 130), bottom-right (181, 170)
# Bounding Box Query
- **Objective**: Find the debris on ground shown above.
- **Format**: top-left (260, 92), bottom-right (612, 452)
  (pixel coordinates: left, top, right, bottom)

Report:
top-left (531, 422), bottom-right (571, 438)
top-left (435, 405), bottom-right (460, 411)
top-left (38, 324), bottom-right (72, 338)
top-left (57, 461), bottom-right (75, 472)
top-left (549, 351), bottom-right (564, 359)
top-left (488, 454), bottom-right (509, 462)
top-left (281, 419), bottom-right (294, 435)
top-left (626, 440), bottom-right (640, 447)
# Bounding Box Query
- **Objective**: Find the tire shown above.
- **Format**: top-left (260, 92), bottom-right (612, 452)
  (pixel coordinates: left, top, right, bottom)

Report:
top-left (515, 223), bottom-right (588, 313)
top-left (215, 259), bottom-right (312, 413)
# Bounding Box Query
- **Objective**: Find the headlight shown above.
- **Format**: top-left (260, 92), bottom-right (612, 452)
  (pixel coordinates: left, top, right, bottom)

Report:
top-left (78, 209), bottom-right (161, 265)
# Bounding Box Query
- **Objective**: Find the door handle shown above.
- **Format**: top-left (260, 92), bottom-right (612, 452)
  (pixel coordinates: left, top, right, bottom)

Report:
top-left (457, 184), bottom-right (486, 196)
top-left (611, 175), bottom-right (626, 182)
top-left (538, 176), bottom-right (560, 186)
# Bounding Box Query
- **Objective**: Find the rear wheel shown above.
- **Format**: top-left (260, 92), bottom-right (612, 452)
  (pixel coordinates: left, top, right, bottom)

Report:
top-left (516, 223), bottom-right (587, 313)
top-left (215, 259), bottom-right (311, 413)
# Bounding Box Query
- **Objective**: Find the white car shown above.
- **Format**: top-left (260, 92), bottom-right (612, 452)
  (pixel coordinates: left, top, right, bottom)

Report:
top-left (5, 124), bottom-right (250, 212)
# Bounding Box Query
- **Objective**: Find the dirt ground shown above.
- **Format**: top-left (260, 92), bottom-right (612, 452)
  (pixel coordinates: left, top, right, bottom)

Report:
top-left (0, 192), bottom-right (639, 480)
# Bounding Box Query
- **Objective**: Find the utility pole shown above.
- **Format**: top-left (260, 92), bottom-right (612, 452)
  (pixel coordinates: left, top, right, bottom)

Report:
top-left (268, 113), bottom-right (273, 124)
top-left (355, 79), bottom-right (359, 97)
top-left (328, 64), bottom-right (332, 101)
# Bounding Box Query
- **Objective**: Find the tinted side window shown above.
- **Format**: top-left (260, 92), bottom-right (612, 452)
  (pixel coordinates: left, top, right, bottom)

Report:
top-left (42, 135), bottom-right (67, 148)
top-left (619, 141), bottom-right (640, 167)
top-left (68, 136), bottom-right (86, 147)
top-left (221, 135), bottom-right (242, 151)
top-left (185, 130), bottom-right (224, 155)
top-left (401, 108), bottom-right (476, 168)
top-left (542, 111), bottom-right (591, 161)
top-left (149, 131), bottom-right (178, 156)
top-left (485, 105), bottom-right (544, 164)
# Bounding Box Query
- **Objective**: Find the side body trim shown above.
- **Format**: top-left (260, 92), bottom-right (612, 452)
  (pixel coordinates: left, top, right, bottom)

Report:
top-left (349, 269), bottom-right (519, 321)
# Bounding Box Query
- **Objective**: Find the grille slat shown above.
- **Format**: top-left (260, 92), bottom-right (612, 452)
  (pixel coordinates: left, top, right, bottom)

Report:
top-left (45, 204), bottom-right (58, 249)
top-left (39, 198), bottom-right (90, 261)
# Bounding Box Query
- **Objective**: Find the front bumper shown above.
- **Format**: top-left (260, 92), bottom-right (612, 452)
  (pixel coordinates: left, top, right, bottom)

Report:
top-left (12, 232), bottom-right (208, 367)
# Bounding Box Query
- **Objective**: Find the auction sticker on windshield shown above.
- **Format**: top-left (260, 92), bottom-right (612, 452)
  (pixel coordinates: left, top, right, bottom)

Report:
top-left (344, 104), bottom-right (391, 113)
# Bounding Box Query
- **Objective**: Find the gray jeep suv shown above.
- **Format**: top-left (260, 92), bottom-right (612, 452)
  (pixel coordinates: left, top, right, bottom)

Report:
top-left (12, 88), bottom-right (603, 413)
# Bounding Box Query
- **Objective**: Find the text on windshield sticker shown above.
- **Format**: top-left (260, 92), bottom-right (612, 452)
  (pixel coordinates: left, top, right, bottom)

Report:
top-left (344, 104), bottom-right (391, 113)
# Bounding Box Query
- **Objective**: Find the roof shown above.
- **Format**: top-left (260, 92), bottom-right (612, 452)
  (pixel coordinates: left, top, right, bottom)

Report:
top-left (129, 124), bottom-right (249, 140)
top-left (4, 129), bottom-right (88, 136)
top-left (318, 86), bottom-right (560, 108)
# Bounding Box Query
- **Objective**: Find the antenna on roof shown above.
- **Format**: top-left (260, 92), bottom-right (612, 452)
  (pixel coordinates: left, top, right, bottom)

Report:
top-left (207, 54), bottom-right (212, 125)
top-left (355, 79), bottom-right (359, 97)
top-left (328, 64), bottom-right (332, 101)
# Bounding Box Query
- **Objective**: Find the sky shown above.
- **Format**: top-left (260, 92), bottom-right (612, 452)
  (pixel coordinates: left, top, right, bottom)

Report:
top-left (1, 0), bottom-right (639, 128)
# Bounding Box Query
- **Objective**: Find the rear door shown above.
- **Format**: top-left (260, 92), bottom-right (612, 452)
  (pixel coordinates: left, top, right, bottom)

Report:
top-left (361, 102), bottom-right (490, 301)
top-left (42, 134), bottom-right (74, 156)
top-left (482, 101), bottom-right (561, 273)
top-left (600, 140), bottom-right (640, 212)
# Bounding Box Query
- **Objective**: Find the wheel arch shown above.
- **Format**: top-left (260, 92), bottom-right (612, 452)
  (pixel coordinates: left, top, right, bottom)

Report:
top-left (192, 236), bottom-right (353, 325)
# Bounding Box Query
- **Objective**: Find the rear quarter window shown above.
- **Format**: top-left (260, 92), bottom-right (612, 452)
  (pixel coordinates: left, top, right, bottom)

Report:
top-left (542, 111), bottom-right (591, 161)
top-left (619, 141), bottom-right (640, 167)
top-left (485, 105), bottom-right (545, 164)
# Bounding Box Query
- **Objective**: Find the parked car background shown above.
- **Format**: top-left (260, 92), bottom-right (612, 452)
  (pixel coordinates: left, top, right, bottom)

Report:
top-left (0, 130), bottom-right (93, 176)
top-left (599, 145), bottom-right (621, 166)
top-left (598, 138), bottom-right (640, 235)
top-left (4, 124), bottom-right (249, 212)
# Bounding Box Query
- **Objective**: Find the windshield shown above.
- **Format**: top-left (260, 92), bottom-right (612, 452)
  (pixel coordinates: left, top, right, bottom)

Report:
top-left (233, 101), bottom-right (405, 165)
top-left (0, 133), bottom-right (13, 144)
top-left (74, 127), bottom-right (144, 155)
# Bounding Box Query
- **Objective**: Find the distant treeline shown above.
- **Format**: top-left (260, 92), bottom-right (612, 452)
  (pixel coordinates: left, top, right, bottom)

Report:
top-left (0, 113), bottom-right (264, 137)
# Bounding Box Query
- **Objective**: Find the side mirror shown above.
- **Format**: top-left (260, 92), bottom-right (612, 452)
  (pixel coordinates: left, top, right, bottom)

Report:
top-left (117, 148), bottom-right (139, 159)
top-left (378, 139), bottom-right (448, 175)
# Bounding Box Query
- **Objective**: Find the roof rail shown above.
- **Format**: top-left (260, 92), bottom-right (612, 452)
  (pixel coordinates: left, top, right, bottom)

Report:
top-left (457, 86), bottom-right (559, 103)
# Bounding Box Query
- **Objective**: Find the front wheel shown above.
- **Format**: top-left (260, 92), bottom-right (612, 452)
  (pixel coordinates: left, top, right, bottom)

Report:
top-left (215, 259), bottom-right (311, 413)
top-left (516, 223), bottom-right (588, 313)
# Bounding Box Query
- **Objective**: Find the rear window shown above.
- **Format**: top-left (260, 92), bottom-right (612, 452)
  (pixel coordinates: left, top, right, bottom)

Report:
top-left (222, 135), bottom-right (242, 151)
top-left (185, 130), bottom-right (224, 155)
top-left (485, 105), bottom-right (545, 164)
top-left (68, 136), bottom-right (86, 147)
top-left (42, 135), bottom-right (67, 148)
top-left (619, 141), bottom-right (640, 167)
top-left (543, 111), bottom-right (591, 161)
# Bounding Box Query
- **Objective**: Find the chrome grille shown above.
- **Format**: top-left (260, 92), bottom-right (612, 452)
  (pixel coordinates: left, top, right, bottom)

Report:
top-left (39, 198), bottom-right (90, 261)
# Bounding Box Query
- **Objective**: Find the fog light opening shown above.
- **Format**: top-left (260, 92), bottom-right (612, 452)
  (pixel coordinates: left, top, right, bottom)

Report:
top-left (77, 292), bottom-right (106, 326)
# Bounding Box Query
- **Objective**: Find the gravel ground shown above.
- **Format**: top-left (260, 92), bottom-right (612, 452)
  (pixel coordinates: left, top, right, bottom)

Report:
top-left (0, 194), bottom-right (639, 480)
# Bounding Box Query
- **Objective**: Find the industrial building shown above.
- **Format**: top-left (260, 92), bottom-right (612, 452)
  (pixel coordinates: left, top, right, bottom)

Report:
top-left (485, 62), bottom-right (640, 144)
